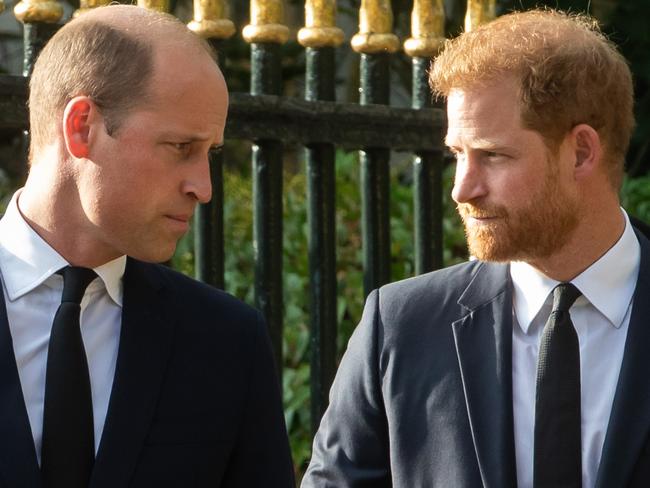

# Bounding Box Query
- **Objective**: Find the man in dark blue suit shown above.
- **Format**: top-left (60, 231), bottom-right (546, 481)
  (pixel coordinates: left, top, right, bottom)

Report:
top-left (0, 5), bottom-right (294, 487)
top-left (304, 10), bottom-right (650, 488)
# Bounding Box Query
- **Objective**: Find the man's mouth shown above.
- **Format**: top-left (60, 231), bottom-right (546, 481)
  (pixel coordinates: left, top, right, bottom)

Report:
top-left (165, 214), bottom-right (192, 232)
top-left (167, 214), bottom-right (191, 223)
top-left (458, 203), bottom-right (506, 224)
top-left (464, 215), bottom-right (499, 226)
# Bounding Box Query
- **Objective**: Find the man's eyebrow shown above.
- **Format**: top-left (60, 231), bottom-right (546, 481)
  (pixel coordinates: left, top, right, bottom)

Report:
top-left (444, 135), bottom-right (513, 152)
top-left (159, 131), bottom-right (214, 143)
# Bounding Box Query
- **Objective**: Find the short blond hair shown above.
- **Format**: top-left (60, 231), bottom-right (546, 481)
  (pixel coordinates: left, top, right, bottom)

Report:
top-left (29, 5), bottom-right (215, 160)
top-left (429, 9), bottom-right (634, 189)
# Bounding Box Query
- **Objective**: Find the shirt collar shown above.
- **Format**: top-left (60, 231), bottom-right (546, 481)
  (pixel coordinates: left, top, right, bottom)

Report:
top-left (510, 209), bottom-right (640, 333)
top-left (0, 190), bottom-right (126, 306)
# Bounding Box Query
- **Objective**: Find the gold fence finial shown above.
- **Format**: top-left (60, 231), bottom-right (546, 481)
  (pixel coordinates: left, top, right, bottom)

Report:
top-left (464, 0), bottom-right (495, 32)
top-left (0, 0), bottom-right (5, 14)
top-left (243, 0), bottom-right (290, 44)
top-left (351, 0), bottom-right (400, 54)
top-left (188, 0), bottom-right (235, 39)
top-left (14, 0), bottom-right (63, 23)
top-left (404, 0), bottom-right (445, 58)
top-left (138, 0), bottom-right (169, 14)
top-left (298, 0), bottom-right (344, 48)
top-left (74, 0), bottom-right (110, 18)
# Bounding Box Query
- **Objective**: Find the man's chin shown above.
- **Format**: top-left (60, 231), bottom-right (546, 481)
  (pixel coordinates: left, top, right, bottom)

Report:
top-left (129, 243), bottom-right (178, 264)
top-left (466, 231), bottom-right (524, 262)
top-left (467, 243), bottom-right (514, 262)
top-left (466, 233), bottom-right (560, 263)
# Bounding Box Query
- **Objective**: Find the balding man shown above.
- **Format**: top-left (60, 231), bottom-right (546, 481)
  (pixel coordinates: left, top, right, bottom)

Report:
top-left (0, 5), bottom-right (293, 487)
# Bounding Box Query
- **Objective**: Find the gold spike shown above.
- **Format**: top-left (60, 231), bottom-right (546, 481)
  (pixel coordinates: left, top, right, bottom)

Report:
top-left (404, 0), bottom-right (445, 58)
top-left (14, 0), bottom-right (63, 23)
top-left (298, 0), bottom-right (344, 48)
top-left (137, 0), bottom-right (169, 14)
top-left (74, 0), bottom-right (111, 18)
top-left (242, 0), bottom-right (290, 44)
top-left (188, 0), bottom-right (236, 39)
top-left (464, 0), bottom-right (495, 32)
top-left (351, 0), bottom-right (400, 54)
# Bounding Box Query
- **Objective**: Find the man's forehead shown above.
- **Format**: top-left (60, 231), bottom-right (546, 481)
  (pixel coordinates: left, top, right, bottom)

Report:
top-left (445, 78), bottom-right (525, 147)
top-left (446, 88), bottom-right (467, 114)
top-left (448, 76), bottom-right (520, 109)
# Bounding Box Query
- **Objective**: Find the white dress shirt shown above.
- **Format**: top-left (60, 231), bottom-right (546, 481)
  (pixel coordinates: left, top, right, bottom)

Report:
top-left (0, 191), bottom-right (125, 462)
top-left (510, 210), bottom-right (640, 488)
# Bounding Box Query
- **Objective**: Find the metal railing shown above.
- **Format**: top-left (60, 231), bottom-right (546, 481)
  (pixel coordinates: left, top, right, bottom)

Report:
top-left (0, 0), bottom-right (494, 435)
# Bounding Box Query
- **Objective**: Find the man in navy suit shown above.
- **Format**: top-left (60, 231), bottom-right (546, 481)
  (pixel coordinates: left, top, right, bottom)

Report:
top-left (0, 4), bottom-right (294, 487)
top-left (304, 10), bottom-right (650, 488)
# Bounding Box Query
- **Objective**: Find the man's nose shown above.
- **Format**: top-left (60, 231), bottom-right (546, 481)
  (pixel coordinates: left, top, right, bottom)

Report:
top-left (451, 158), bottom-right (487, 204)
top-left (182, 157), bottom-right (213, 203)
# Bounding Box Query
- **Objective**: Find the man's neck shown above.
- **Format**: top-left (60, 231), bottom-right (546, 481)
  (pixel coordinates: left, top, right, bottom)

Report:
top-left (19, 174), bottom-right (120, 269)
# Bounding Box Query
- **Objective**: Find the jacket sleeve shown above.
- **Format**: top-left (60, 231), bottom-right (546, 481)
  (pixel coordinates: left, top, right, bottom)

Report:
top-left (220, 311), bottom-right (296, 488)
top-left (301, 289), bottom-right (392, 488)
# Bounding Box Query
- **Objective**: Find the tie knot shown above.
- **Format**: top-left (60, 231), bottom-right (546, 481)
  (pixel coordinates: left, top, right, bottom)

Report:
top-left (57, 266), bottom-right (97, 304)
top-left (552, 283), bottom-right (581, 313)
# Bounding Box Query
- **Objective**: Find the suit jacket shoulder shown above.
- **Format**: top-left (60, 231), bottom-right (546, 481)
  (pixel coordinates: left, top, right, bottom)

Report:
top-left (303, 260), bottom-right (511, 488)
top-left (91, 258), bottom-right (295, 488)
top-left (133, 259), bottom-right (262, 331)
top-left (375, 260), bottom-right (507, 353)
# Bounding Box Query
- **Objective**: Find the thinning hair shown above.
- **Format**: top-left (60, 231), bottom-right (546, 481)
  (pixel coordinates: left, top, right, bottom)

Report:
top-left (28, 5), bottom-right (216, 160)
top-left (429, 9), bottom-right (634, 189)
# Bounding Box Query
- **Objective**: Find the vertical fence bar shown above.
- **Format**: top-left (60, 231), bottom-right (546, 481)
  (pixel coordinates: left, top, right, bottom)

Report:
top-left (14, 0), bottom-right (62, 77)
top-left (14, 0), bottom-right (62, 170)
top-left (298, 0), bottom-right (344, 435)
top-left (465, 0), bottom-right (496, 32)
top-left (405, 0), bottom-right (445, 274)
top-left (351, 0), bottom-right (399, 297)
top-left (243, 1), bottom-right (289, 373)
top-left (188, 0), bottom-right (236, 289)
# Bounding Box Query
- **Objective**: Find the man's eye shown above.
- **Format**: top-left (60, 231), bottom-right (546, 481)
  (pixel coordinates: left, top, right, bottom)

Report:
top-left (172, 142), bottom-right (190, 151)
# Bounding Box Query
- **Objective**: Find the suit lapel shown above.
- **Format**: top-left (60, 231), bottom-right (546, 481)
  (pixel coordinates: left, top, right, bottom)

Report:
top-left (452, 262), bottom-right (517, 488)
top-left (596, 232), bottom-right (650, 487)
top-left (90, 259), bottom-right (175, 488)
top-left (0, 287), bottom-right (42, 488)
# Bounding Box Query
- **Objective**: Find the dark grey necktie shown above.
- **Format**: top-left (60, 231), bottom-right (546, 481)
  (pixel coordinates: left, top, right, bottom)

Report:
top-left (41, 266), bottom-right (97, 488)
top-left (534, 282), bottom-right (582, 488)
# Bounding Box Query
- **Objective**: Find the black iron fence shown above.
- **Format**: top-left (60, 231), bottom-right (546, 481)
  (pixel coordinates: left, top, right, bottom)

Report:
top-left (0, 0), bottom-right (497, 443)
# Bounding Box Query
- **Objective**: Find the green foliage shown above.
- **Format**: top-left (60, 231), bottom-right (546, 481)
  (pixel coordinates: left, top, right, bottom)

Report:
top-left (621, 174), bottom-right (650, 222)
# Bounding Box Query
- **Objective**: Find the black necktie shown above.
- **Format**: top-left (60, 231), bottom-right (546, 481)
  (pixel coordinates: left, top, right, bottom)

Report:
top-left (41, 266), bottom-right (97, 488)
top-left (534, 283), bottom-right (582, 488)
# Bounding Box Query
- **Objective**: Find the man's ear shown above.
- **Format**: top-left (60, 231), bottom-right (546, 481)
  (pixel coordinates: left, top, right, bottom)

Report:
top-left (62, 96), bottom-right (95, 159)
top-left (570, 123), bottom-right (602, 179)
